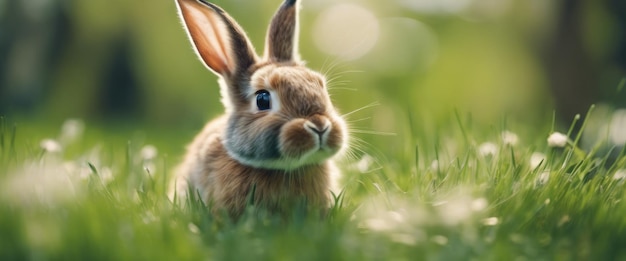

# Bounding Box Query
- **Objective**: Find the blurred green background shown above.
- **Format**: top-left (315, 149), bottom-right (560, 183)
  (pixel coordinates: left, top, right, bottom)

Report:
top-left (0, 0), bottom-right (625, 149)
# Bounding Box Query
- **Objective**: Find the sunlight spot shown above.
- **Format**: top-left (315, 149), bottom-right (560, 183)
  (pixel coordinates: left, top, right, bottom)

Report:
top-left (530, 152), bottom-right (546, 169)
top-left (312, 3), bottom-right (379, 60)
top-left (478, 142), bottom-right (498, 157)
top-left (40, 139), bottom-right (62, 153)
top-left (363, 17), bottom-right (438, 75)
top-left (547, 132), bottom-right (568, 148)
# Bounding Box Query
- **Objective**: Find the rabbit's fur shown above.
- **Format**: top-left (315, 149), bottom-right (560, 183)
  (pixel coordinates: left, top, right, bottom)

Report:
top-left (172, 0), bottom-right (347, 218)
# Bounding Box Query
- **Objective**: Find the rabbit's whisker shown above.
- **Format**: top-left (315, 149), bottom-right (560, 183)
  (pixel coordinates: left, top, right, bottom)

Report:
top-left (349, 129), bottom-right (396, 136)
top-left (341, 101), bottom-right (380, 118)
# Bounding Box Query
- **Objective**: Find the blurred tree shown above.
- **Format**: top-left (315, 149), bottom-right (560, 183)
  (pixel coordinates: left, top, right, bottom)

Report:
top-left (0, 0), bottom-right (624, 128)
top-left (0, 0), bottom-right (70, 114)
top-left (607, 0), bottom-right (626, 107)
top-left (544, 0), bottom-right (625, 127)
top-left (0, 0), bottom-right (144, 120)
top-left (98, 33), bottom-right (142, 119)
top-left (545, 0), bottom-right (597, 123)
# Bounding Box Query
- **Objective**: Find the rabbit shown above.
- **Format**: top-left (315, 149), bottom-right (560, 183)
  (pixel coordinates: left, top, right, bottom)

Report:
top-left (171, 0), bottom-right (348, 218)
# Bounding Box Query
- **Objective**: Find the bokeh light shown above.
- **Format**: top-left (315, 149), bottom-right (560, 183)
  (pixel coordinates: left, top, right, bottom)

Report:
top-left (312, 3), bottom-right (379, 61)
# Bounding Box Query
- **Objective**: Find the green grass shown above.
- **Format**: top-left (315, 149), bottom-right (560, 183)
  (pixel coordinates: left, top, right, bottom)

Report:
top-left (1, 111), bottom-right (626, 261)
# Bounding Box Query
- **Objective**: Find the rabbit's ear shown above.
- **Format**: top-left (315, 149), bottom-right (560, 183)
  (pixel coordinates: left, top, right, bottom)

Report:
top-left (176, 0), bottom-right (257, 77)
top-left (264, 0), bottom-right (300, 62)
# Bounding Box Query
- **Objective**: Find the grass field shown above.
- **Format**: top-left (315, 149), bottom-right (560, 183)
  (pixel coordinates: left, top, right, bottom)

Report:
top-left (1, 107), bottom-right (626, 260)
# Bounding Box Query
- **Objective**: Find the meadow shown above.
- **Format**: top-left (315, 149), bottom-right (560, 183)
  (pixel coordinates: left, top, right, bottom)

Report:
top-left (2, 0), bottom-right (626, 260)
top-left (1, 105), bottom-right (626, 260)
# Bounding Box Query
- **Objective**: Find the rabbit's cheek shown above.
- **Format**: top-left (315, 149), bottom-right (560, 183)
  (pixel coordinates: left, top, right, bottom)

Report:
top-left (326, 126), bottom-right (344, 151)
top-left (323, 116), bottom-right (346, 151)
top-left (279, 119), bottom-right (316, 158)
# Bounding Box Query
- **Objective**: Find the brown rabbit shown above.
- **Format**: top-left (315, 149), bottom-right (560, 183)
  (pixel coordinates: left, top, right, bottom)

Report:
top-left (172, 0), bottom-right (348, 218)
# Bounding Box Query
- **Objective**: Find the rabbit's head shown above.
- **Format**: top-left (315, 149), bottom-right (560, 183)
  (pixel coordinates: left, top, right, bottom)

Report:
top-left (176, 0), bottom-right (347, 170)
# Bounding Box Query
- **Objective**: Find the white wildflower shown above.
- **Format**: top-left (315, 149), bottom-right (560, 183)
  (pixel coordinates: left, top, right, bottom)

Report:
top-left (63, 161), bottom-right (92, 180)
top-left (40, 139), bottom-right (62, 153)
top-left (501, 131), bottom-right (519, 146)
top-left (431, 235), bottom-right (448, 245)
top-left (390, 233), bottom-right (418, 246)
top-left (482, 217), bottom-right (499, 226)
top-left (436, 197), bottom-right (472, 226)
top-left (471, 197), bottom-right (488, 212)
top-left (547, 132), bottom-right (568, 148)
top-left (355, 154), bottom-right (374, 173)
top-left (358, 196), bottom-right (429, 233)
top-left (142, 211), bottom-right (158, 224)
top-left (478, 142), bottom-right (498, 157)
top-left (3, 159), bottom-right (81, 206)
top-left (613, 169), bottom-right (626, 181)
top-left (430, 159), bottom-right (440, 171)
top-left (609, 109), bottom-right (626, 145)
top-left (530, 152), bottom-right (546, 169)
top-left (188, 223), bottom-right (200, 234)
top-left (144, 162), bottom-right (156, 176)
top-left (59, 118), bottom-right (85, 145)
top-left (537, 171), bottom-right (550, 185)
top-left (510, 234), bottom-right (525, 243)
top-left (140, 145), bottom-right (158, 161)
top-left (99, 167), bottom-right (114, 184)
top-left (363, 210), bottom-right (408, 232)
top-left (364, 218), bottom-right (394, 232)
top-left (558, 215), bottom-right (571, 227)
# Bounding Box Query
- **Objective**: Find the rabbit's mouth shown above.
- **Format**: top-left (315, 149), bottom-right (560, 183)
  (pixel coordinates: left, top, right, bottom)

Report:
top-left (227, 148), bottom-right (339, 171)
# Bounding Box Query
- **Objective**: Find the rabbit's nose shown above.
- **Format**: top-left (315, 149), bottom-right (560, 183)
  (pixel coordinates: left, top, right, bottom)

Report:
top-left (304, 119), bottom-right (331, 141)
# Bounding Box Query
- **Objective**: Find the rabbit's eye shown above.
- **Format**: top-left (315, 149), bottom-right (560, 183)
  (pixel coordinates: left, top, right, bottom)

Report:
top-left (256, 90), bottom-right (271, 111)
